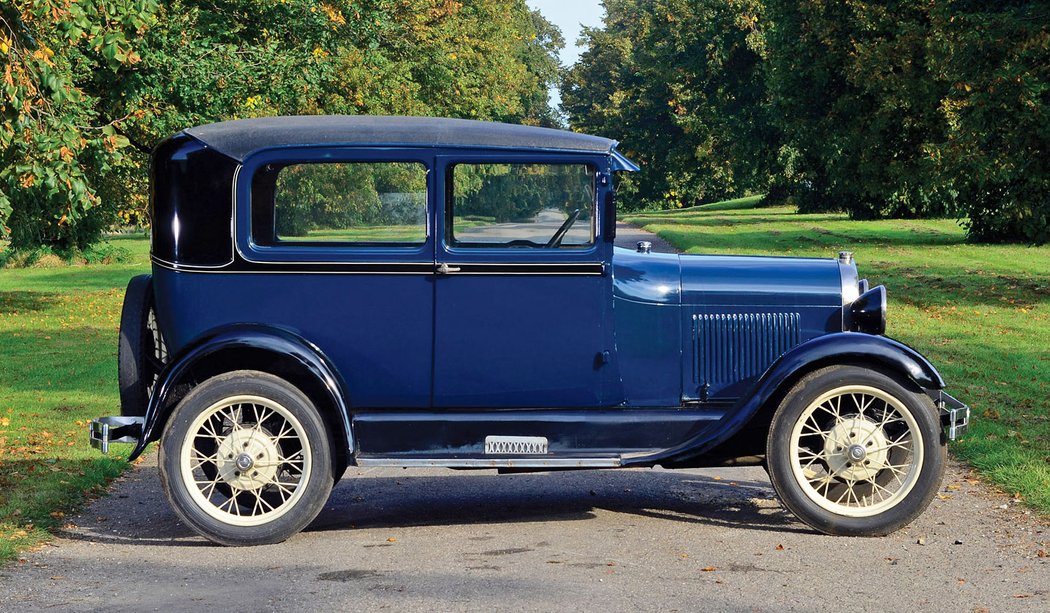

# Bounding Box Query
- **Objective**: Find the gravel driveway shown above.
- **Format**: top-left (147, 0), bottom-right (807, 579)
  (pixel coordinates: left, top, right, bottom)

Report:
top-left (1, 224), bottom-right (1045, 611)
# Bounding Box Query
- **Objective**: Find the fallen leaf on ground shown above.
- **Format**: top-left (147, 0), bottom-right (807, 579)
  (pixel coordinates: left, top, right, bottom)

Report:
top-left (386, 537), bottom-right (397, 542)
top-left (701, 566), bottom-right (716, 572)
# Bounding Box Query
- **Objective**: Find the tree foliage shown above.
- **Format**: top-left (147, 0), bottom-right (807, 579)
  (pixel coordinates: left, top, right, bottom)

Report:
top-left (1, 0), bottom-right (562, 254)
top-left (562, 0), bottom-right (772, 210)
top-left (1, 1), bottom-right (154, 252)
top-left (929, 1), bottom-right (1050, 243)
top-left (763, 0), bottom-right (953, 220)
top-left (565, 0), bottom-right (1049, 242)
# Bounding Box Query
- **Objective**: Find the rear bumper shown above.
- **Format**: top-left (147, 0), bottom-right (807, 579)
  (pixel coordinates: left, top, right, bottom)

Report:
top-left (935, 392), bottom-right (970, 440)
top-left (88, 416), bottom-right (144, 454)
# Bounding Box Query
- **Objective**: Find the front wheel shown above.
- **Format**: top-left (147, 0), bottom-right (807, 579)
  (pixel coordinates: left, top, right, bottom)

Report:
top-left (766, 366), bottom-right (945, 536)
top-left (159, 371), bottom-right (334, 545)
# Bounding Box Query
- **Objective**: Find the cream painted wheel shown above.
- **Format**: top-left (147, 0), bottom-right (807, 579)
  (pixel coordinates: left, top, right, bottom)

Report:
top-left (160, 371), bottom-right (333, 545)
top-left (788, 385), bottom-right (922, 517)
top-left (767, 366), bottom-right (945, 536)
top-left (180, 395), bottom-right (312, 527)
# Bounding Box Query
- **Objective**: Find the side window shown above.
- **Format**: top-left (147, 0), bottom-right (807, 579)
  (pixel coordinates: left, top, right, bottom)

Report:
top-left (449, 163), bottom-right (595, 248)
top-left (251, 161), bottom-right (427, 246)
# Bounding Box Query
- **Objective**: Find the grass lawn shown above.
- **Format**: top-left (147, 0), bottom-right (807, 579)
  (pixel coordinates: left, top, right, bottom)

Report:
top-left (0, 233), bottom-right (150, 562)
top-left (624, 198), bottom-right (1050, 514)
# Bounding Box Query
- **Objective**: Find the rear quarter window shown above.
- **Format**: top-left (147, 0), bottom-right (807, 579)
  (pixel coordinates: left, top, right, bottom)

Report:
top-left (251, 161), bottom-right (427, 246)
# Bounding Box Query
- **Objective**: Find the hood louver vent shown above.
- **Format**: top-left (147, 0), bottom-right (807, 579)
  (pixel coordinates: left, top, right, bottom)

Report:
top-left (693, 312), bottom-right (802, 398)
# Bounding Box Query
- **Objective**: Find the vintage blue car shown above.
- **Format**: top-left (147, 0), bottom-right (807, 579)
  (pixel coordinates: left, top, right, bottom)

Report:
top-left (90, 116), bottom-right (968, 545)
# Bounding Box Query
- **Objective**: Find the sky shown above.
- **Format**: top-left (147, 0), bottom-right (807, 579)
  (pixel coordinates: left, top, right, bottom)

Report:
top-left (525, 0), bottom-right (607, 110)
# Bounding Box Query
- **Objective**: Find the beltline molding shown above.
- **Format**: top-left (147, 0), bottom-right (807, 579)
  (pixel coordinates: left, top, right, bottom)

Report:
top-left (152, 256), bottom-right (605, 276)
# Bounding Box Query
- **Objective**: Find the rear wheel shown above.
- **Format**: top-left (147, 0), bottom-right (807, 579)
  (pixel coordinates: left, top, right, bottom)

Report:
top-left (159, 371), bottom-right (334, 545)
top-left (766, 366), bottom-right (945, 536)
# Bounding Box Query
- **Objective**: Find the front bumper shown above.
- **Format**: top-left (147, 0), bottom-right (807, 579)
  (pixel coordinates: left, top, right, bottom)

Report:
top-left (936, 392), bottom-right (970, 440)
top-left (88, 416), bottom-right (144, 454)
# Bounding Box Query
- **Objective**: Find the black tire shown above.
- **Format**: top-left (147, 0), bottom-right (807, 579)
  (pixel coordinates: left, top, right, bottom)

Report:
top-left (766, 365), bottom-right (946, 536)
top-left (118, 275), bottom-right (166, 415)
top-left (159, 371), bottom-right (334, 546)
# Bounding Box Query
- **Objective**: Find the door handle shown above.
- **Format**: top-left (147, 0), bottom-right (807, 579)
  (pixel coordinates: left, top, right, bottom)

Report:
top-left (436, 262), bottom-right (461, 275)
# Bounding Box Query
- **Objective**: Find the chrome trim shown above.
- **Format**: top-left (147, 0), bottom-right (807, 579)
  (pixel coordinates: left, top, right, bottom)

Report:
top-left (150, 254), bottom-right (240, 271)
top-left (838, 259), bottom-right (860, 307)
top-left (151, 255), bottom-right (432, 274)
top-left (89, 416), bottom-right (144, 454)
top-left (484, 435), bottom-right (549, 455)
top-left (937, 392), bottom-right (970, 441)
top-left (355, 457), bottom-right (621, 468)
top-left (838, 257), bottom-right (860, 331)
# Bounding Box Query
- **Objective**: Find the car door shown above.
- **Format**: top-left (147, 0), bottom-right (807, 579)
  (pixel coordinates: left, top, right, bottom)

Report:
top-left (432, 154), bottom-right (616, 408)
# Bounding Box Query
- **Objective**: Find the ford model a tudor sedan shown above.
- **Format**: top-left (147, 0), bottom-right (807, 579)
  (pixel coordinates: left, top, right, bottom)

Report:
top-left (90, 116), bottom-right (968, 545)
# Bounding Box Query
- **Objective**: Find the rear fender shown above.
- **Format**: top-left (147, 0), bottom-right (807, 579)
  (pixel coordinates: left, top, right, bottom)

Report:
top-left (128, 324), bottom-right (353, 461)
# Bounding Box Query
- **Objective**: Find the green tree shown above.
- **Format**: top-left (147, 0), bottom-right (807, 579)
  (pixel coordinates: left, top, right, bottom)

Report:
top-left (2, 0), bottom-right (562, 254)
top-left (562, 0), bottom-right (774, 210)
top-left (1, 1), bottom-right (155, 253)
top-left (929, 1), bottom-right (1050, 243)
top-left (763, 0), bottom-right (955, 219)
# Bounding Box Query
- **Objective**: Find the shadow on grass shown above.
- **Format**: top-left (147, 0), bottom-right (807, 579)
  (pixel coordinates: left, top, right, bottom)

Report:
top-left (0, 325), bottom-right (116, 396)
top-left (0, 455), bottom-right (127, 560)
top-left (0, 291), bottom-right (59, 314)
top-left (0, 267), bottom-right (143, 293)
top-left (881, 267), bottom-right (1050, 308)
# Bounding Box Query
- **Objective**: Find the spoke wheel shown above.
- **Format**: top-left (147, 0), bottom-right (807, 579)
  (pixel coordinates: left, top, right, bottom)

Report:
top-left (160, 371), bottom-right (334, 545)
top-left (181, 395), bottom-right (311, 527)
top-left (789, 385), bottom-right (921, 517)
top-left (767, 366), bottom-right (945, 536)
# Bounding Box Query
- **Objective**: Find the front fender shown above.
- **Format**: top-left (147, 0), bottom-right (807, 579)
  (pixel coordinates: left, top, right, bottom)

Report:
top-left (628, 332), bottom-right (944, 466)
top-left (128, 324), bottom-right (353, 461)
top-left (758, 332), bottom-right (945, 393)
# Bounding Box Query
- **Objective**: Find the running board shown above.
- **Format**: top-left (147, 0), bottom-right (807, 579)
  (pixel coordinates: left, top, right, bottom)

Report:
top-left (355, 457), bottom-right (621, 469)
top-left (351, 408), bottom-right (724, 458)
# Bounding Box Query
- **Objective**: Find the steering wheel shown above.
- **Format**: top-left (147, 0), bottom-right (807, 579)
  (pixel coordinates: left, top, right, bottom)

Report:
top-left (545, 209), bottom-right (582, 248)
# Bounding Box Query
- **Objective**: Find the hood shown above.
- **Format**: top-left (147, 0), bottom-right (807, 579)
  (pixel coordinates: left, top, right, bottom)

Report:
top-left (679, 253), bottom-right (853, 307)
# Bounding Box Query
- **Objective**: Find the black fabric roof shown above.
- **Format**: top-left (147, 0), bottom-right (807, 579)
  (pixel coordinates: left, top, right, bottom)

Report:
top-left (183, 115), bottom-right (618, 162)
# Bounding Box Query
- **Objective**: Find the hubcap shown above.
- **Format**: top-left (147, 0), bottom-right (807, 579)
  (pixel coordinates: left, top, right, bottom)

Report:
top-left (823, 416), bottom-right (890, 481)
top-left (215, 428), bottom-right (279, 491)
